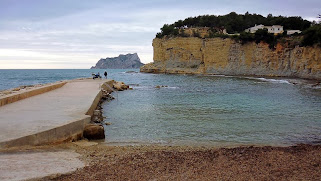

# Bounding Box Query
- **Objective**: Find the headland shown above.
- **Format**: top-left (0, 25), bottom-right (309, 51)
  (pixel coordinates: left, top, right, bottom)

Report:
top-left (141, 13), bottom-right (321, 80)
top-left (141, 37), bottom-right (321, 80)
top-left (91, 53), bottom-right (145, 69)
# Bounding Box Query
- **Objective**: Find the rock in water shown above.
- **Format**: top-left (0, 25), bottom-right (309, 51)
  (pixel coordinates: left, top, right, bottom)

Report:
top-left (113, 81), bottom-right (129, 91)
top-left (83, 124), bottom-right (105, 140)
top-left (91, 53), bottom-right (144, 69)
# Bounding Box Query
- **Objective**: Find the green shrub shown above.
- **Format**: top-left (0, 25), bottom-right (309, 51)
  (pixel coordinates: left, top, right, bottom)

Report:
top-left (253, 29), bottom-right (277, 48)
top-left (155, 12), bottom-right (311, 38)
top-left (156, 24), bottom-right (178, 38)
top-left (237, 32), bottom-right (255, 44)
top-left (156, 32), bottom-right (163, 38)
top-left (301, 25), bottom-right (321, 46)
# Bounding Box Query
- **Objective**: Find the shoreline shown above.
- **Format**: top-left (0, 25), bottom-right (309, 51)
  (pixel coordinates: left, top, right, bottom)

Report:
top-left (141, 69), bottom-right (321, 87)
top-left (1, 75), bottom-right (319, 149)
top-left (0, 75), bottom-right (320, 180)
top-left (21, 142), bottom-right (318, 180)
top-left (1, 140), bottom-right (320, 180)
top-left (0, 76), bottom-right (320, 180)
top-left (1, 73), bottom-right (320, 95)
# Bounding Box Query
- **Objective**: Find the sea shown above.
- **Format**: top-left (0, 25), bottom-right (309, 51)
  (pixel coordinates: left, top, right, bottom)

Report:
top-left (1, 69), bottom-right (321, 147)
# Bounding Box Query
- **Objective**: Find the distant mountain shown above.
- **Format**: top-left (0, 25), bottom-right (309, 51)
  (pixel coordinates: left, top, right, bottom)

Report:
top-left (91, 53), bottom-right (144, 69)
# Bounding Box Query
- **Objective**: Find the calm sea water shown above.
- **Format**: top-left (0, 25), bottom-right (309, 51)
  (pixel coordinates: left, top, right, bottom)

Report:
top-left (1, 69), bottom-right (320, 147)
top-left (0, 69), bottom-right (131, 91)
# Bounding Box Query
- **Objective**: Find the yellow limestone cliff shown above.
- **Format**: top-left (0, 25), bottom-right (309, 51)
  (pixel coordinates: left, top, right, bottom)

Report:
top-left (141, 37), bottom-right (321, 80)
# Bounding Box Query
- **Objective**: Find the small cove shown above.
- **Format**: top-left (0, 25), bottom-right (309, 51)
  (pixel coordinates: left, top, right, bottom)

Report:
top-left (0, 69), bottom-right (320, 147)
top-left (102, 71), bottom-right (321, 147)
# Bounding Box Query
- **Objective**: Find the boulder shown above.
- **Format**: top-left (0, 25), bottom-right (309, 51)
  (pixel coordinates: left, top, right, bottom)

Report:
top-left (83, 124), bottom-right (105, 140)
top-left (92, 117), bottom-right (102, 123)
top-left (93, 110), bottom-right (102, 117)
top-left (113, 81), bottom-right (129, 91)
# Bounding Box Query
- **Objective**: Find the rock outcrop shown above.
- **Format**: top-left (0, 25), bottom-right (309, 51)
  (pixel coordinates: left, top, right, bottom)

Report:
top-left (84, 83), bottom-right (113, 140)
top-left (113, 81), bottom-right (129, 91)
top-left (91, 53), bottom-right (144, 69)
top-left (83, 124), bottom-right (105, 140)
top-left (141, 37), bottom-right (321, 80)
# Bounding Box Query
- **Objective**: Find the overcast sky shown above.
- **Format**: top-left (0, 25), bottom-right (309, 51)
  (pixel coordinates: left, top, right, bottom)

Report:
top-left (0, 0), bottom-right (320, 69)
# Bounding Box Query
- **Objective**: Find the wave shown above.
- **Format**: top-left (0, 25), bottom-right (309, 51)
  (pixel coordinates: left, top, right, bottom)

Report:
top-left (246, 77), bottom-right (291, 84)
top-left (206, 74), bottom-right (235, 78)
top-left (155, 85), bottom-right (179, 89)
top-left (165, 86), bottom-right (179, 89)
top-left (206, 74), bottom-right (291, 84)
top-left (128, 84), bottom-right (140, 86)
top-left (133, 85), bottom-right (179, 90)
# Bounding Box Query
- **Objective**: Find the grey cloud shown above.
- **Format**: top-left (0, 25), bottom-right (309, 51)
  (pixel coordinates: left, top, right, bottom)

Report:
top-left (0, 0), bottom-right (320, 68)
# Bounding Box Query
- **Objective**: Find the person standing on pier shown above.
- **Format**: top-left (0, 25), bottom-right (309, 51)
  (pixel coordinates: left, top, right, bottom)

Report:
top-left (104, 71), bottom-right (108, 79)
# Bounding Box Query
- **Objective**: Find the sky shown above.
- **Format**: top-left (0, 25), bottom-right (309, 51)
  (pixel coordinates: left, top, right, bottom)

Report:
top-left (0, 0), bottom-right (320, 69)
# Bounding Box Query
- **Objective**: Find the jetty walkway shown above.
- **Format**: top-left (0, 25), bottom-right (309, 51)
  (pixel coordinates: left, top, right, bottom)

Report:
top-left (0, 79), bottom-right (113, 148)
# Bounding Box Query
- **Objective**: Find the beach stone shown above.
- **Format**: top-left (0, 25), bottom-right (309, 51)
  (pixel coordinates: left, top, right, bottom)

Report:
top-left (125, 71), bottom-right (138, 73)
top-left (113, 82), bottom-right (123, 91)
top-left (73, 140), bottom-right (98, 147)
top-left (93, 110), bottom-right (101, 116)
top-left (312, 82), bottom-right (320, 87)
top-left (83, 124), bottom-right (105, 140)
top-left (92, 117), bottom-right (100, 123)
top-left (155, 85), bottom-right (168, 88)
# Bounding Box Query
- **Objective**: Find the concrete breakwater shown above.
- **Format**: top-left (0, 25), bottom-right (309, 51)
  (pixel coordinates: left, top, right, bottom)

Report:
top-left (141, 37), bottom-right (321, 80)
top-left (84, 81), bottom-right (130, 140)
top-left (0, 81), bottom-right (67, 107)
top-left (0, 79), bottom-right (117, 148)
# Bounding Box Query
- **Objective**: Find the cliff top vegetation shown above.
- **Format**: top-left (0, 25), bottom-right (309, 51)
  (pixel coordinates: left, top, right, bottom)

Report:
top-left (156, 12), bottom-right (321, 47)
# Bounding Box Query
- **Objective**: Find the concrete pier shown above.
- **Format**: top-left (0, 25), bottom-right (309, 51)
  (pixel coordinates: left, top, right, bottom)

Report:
top-left (0, 79), bottom-right (114, 148)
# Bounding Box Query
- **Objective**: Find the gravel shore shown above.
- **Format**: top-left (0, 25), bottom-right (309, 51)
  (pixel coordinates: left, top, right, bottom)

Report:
top-left (39, 143), bottom-right (321, 181)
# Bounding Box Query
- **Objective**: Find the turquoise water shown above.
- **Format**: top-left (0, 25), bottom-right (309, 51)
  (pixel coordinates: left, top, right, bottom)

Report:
top-left (1, 69), bottom-right (320, 147)
top-left (102, 72), bottom-right (321, 146)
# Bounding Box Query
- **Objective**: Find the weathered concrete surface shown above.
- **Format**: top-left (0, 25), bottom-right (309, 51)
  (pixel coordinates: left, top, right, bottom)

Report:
top-left (0, 81), bottom-right (67, 107)
top-left (0, 150), bottom-right (84, 181)
top-left (0, 79), bottom-right (113, 148)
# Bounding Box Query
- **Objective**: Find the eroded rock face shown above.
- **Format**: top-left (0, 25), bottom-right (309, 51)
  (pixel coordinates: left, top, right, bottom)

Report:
top-left (83, 124), bottom-right (105, 140)
top-left (141, 37), bottom-right (321, 79)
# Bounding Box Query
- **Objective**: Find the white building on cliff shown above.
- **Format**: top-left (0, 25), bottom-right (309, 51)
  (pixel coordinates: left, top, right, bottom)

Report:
top-left (245, 24), bottom-right (284, 34)
top-left (287, 30), bottom-right (302, 35)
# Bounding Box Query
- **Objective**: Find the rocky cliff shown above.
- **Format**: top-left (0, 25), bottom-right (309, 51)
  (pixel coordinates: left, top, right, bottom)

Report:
top-left (140, 37), bottom-right (321, 80)
top-left (91, 53), bottom-right (144, 69)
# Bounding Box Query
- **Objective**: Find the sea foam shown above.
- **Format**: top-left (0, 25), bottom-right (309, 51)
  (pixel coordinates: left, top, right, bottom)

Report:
top-left (246, 77), bottom-right (291, 84)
